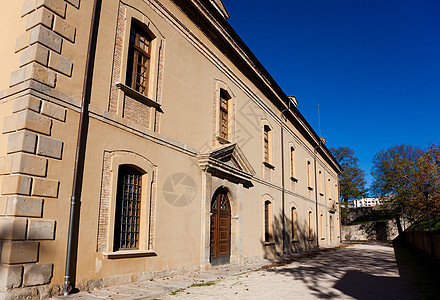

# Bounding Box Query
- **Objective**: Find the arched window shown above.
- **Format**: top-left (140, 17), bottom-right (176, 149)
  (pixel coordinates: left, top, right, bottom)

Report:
top-left (264, 200), bottom-right (272, 243)
top-left (114, 165), bottom-right (143, 251)
top-left (291, 207), bottom-right (297, 240)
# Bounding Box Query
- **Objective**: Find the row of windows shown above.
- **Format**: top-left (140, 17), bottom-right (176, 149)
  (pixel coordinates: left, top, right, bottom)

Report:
top-left (263, 201), bottom-right (314, 244)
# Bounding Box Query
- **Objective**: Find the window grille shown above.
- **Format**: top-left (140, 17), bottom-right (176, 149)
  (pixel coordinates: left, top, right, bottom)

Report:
top-left (264, 201), bottom-right (271, 242)
top-left (114, 166), bottom-right (142, 250)
top-left (291, 207), bottom-right (297, 240)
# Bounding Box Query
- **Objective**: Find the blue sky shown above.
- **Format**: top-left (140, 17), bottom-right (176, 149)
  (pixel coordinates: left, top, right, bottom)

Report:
top-left (222, 0), bottom-right (440, 189)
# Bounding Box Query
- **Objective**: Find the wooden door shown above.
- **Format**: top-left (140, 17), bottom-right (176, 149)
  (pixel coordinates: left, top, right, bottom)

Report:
top-left (210, 191), bottom-right (231, 265)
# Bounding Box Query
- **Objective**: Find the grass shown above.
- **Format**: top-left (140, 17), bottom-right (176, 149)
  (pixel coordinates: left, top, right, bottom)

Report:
top-left (408, 218), bottom-right (440, 231)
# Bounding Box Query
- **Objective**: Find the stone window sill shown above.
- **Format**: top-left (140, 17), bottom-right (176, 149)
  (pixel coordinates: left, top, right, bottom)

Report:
top-left (103, 250), bottom-right (157, 259)
top-left (263, 241), bottom-right (275, 246)
top-left (290, 176), bottom-right (298, 182)
top-left (307, 186), bottom-right (313, 191)
top-left (291, 239), bottom-right (299, 243)
top-left (116, 82), bottom-right (161, 110)
top-left (263, 161), bottom-right (275, 169)
top-left (215, 135), bottom-right (230, 144)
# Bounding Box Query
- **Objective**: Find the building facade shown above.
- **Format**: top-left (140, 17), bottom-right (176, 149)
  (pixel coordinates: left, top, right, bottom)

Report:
top-left (0, 0), bottom-right (341, 297)
top-left (348, 197), bottom-right (384, 208)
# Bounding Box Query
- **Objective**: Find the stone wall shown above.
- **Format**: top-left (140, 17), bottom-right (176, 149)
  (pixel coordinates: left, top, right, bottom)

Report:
top-left (342, 218), bottom-right (402, 241)
top-left (402, 231), bottom-right (440, 261)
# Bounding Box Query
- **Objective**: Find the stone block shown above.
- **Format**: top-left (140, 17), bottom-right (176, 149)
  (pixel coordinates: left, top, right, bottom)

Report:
top-left (16, 110), bottom-right (52, 135)
top-left (11, 153), bottom-right (47, 177)
top-left (31, 178), bottom-right (58, 198)
top-left (15, 32), bottom-right (31, 53)
top-left (24, 63), bottom-right (57, 87)
top-left (0, 217), bottom-right (27, 240)
top-left (65, 0), bottom-right (80, 9)
top-left (53, 16), bottom-right (75, 42)
top-left (19, 44), bottom-right (49, 68)
top-left (7, 131), bottom-right (37, 154)
top-left (0, 156), bottom-right (12, 175)
top-left (41, 101), bottom-right (66, 121)
top-left (0, 264), bottom-right (23, 291)
top-left (27, 219), bottom-right (55, 240)
top-left (22, 0), bottom-right (37, 17)
top-left (26, 8), bottom-right (53, 30)
top-left (1, 241), bottom-right (39, 264)
top-left (48, 52), bottom-right (72, 76)
top-left (0, 197), bottom-right (6, 215)
top-left (36, 0), bottom-right (66, 18)
top-left (29, 25), bottom-right (62, 53)
top-left (9, 69), bottom-right (26, 87)
top-left (36, 136), bottom-right (63, 159)
top-left (12, 95), bottom-right (41, 113)
top-left (1, 175), bottom-right (32, 196)
top-left (23, 264), bottom-right (52, 287)
top-left (5, 196), bottom-right (43, 218)
top-left (2, 115), bottom-right (18, 134)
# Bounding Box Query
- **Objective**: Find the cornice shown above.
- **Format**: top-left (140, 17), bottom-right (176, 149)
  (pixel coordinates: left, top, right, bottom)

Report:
top-left (169, 0), bottom-right (341, 173)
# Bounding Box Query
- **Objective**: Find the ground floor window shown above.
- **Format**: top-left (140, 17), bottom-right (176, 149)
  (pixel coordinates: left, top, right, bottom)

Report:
top-left (114, 165), bottom-right (143, 251)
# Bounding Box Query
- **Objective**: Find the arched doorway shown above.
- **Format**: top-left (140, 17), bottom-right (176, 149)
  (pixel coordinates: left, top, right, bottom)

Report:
top-left (210, 189), bottom-right (231, 265)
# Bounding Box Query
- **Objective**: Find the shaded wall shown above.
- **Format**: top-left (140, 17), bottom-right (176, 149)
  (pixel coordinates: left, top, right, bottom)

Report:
top-left (402, 231), bottom-right (440, 261)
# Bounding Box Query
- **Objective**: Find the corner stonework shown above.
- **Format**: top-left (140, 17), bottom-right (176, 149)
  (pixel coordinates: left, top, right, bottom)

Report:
top-left (1, 0), bottom-right (80, 297)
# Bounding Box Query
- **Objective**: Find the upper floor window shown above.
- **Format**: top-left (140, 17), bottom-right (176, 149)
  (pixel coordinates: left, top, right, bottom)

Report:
top-left (126, 22), bottom-right (153, 96)
top-left (307, 161), bottom-right (312, 189)
top-left (263, 125), bottom-right (271, 163)
top-left (290, 146), bottom-right (295, 178)
top-left (219, 89), bottom-right (230, 140)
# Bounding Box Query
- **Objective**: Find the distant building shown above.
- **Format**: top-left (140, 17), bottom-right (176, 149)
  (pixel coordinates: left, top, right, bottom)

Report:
top-left (349, 197), bottom-right (384, 208)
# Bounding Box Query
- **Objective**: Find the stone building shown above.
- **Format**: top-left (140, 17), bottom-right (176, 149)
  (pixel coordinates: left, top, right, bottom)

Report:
top-left (0, 0), bottom-right (341, 298)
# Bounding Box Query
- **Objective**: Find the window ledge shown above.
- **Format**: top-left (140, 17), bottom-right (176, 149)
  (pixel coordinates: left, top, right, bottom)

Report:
top-left (263, 241), bottom-right (275, 246)
top-left (319, 192), bottom-right (324, 196)
top-left (103, 250), bottom-right (157, 259)
top-left (291, 239), bottom-right (299, 243)
top-left (321, 237), bottom-right (325, 240)
top-left (215, 135), bottom-right (230, 145)
top-left (116, 82), bottom-right (161, 109)
top-left (307, 186), bottom-right (313, 191)
top-left (290, 176), bottom-right (298, 182)
top-left (308, 238), bottom-right (315, 241)
top-left (263, 161), bottom-right (275, 169)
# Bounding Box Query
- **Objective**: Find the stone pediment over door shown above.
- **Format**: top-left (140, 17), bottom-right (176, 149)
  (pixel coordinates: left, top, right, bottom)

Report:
top-left (198, 143), bottom-right (255, 187)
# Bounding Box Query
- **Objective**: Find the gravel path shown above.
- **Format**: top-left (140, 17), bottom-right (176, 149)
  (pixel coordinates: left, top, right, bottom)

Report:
top-left (65, 242), bottom-right (440, 299)
top-left (163, 243), bottom-right (415, 299)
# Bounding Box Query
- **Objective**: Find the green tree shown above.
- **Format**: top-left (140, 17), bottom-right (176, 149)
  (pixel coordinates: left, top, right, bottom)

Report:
top-left (370, 144), bottom-right (423, 212)
top-left (330, 146), bottom-right (367, 205)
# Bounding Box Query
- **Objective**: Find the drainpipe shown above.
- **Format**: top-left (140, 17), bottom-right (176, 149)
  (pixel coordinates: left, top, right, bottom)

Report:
top-left (63, 0), bottom-right (102, 295)
top-left (280, 101), bottom-right (291, 256)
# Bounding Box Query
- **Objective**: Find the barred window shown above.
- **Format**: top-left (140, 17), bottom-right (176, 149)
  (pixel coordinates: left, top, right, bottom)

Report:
top-left (291, 207), bottom-right (297, 240)
top-left (264, 200), bottom-right (272, 243)
top-left (114, 165), bottom-right (142, 251)
top-left (126, 22), bottom-right (152, 95)
top-left (219, 89), bottom-right (229, 140)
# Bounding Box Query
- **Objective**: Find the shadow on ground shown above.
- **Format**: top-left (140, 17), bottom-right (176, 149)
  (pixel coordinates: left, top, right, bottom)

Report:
top-left (264, 241), bottom-right (434, 299)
